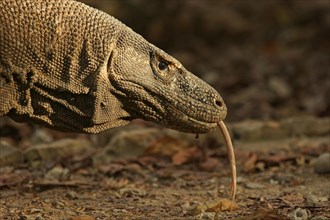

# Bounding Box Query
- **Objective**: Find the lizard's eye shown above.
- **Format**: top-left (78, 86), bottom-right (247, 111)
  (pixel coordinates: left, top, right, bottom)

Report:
top-left (150, 51), bottom-right (176, 83)
top-left (158, 61), bottom-right (168, 71)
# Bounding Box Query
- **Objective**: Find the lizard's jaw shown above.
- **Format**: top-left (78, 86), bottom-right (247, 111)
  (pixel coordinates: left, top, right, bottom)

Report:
top-left (188, 117), bottom-right (218, 130)
top-left (160, 99), bottom-right (227, 134)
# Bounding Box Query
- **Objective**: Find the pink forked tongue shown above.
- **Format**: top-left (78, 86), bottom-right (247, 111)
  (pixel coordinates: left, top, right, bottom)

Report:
top-left (218, 121), bottom-right (237, 201)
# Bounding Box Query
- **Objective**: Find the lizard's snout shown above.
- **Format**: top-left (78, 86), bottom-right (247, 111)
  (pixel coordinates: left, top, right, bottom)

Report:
top-left (214, 97), bottom-right (227, 118)
top-left (164, 69), bottom-right (228, 133)
top-left (212, 95), bottom-right (227, 122)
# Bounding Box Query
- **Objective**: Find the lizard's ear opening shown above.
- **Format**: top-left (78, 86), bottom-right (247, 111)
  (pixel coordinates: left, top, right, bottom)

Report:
top-left (150, 51), bottom-right (177, 83)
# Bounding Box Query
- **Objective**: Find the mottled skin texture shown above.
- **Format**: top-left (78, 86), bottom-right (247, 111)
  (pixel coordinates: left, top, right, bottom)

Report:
top-left (0, 0), bottom-right (227, 134)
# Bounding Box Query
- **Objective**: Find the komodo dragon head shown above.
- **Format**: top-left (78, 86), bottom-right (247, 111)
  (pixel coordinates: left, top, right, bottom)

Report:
top-left (107, 27), bottom-right (227, 133)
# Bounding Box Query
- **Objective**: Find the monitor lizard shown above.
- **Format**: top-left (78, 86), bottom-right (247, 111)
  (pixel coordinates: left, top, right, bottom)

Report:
top-left (0, 0), bottom-right (227, 134)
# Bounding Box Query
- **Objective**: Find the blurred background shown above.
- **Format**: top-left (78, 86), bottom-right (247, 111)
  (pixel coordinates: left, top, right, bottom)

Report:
top-left (81, 0), bottom-right (329, 122)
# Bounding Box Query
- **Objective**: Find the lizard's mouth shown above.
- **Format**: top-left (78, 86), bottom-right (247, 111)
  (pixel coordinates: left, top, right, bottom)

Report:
top-left (188, 116), bottom-right (218, 127)
top-left (187, 116), bottom-right (218, 132)
top-left (161, 101), bottom-right (224, 133)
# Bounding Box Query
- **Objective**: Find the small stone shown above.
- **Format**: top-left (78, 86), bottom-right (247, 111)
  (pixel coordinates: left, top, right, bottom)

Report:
top-left (268, 77), bottom-right (292, 99)
top-left (306, 193), bottom-right (329, 205)
top-left (35, 215), bottom-right (44, 220)
top-left (24, 138), bottom-right (94, 168)
top-left (29, 208), bottom-right (43, 214)
top-left (181, 201), bottom-right (198, 214)
top-left (245, 182), bottom-right (265, 189)
top-left (119, 187), bottom-right (146, 197)
top-left (66, 190), bottom-right (78, 199)
top-left (31, 129), bottom-right (53, 144)
top-left (256, 162), bottom-right (266, 171)
top-left (45, 165), bottom-right (70, 180)
top-left (306, 194), bottom-right (320, 204)
top-left (51, 200), bottom-right (65, 209)
top-left (288, 208), bottom-right (308, 220)
top-left (231, 120), bottom-right (285, 141)
top-left (282, 116), bottom-right (330, 137)
top-left (0, 140), bottom-right (23, 167)
top-left (93, 127), bottom-right (164, 164)
top-left (313, 153), bottom-right (330, 174)
top-left (197, 211), bottom-right (216, 219)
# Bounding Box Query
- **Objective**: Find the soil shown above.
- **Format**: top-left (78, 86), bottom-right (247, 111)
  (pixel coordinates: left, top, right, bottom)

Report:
top-left (0, 0), bottom-right (329, 219)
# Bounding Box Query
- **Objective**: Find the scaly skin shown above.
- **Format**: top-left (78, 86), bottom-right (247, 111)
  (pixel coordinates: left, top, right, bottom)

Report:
top-left (0, 0), bottom-right (227, 133)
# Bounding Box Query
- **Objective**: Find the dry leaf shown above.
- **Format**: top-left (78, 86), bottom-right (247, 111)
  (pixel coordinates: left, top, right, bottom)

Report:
top-left (145, 136), bottom-right (191, 157)
top-left (199, 157), bottom-right (222, 171)
top-left (171, 147), bottom-right (201, 165)
top-left (206, 199), bottom-right (239, 212)
top-left (244, 153), bottom-right (258, 172)
top-left (281, 193), bottom-right (305, 206)
top-left (198, 199), bottom-right (239, 213)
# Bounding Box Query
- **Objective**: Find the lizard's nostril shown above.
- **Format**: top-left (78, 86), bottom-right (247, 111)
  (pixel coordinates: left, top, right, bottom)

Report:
top-left (215, 99), bottom-right (223, 108)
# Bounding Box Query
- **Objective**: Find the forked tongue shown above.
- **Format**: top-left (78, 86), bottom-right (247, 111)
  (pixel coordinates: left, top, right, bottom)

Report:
top-left (218, 121), bottom-right (237, 201)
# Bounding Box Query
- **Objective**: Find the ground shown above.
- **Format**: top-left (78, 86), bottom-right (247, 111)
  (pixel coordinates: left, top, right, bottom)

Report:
top-left (1, 117), bottom-right (329, 219)
top-left (0, 0), bottom-right (329, 219)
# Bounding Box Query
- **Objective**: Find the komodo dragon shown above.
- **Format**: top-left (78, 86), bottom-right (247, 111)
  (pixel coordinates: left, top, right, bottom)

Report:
top-left (0, 0), bottom-right (227, 134)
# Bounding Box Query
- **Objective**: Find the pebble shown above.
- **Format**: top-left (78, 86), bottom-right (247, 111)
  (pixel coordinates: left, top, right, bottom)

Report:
top-left (268, 77), bottom-right (292, 99)
top-left (313, 153), bottom-right (330, 174)
top-left (306, 194), bottom-right (328, 204)
top-left (0, 139), bottom-right (23, 167)
top-left (288, 208), bottom-right (309, 220)
top-left (119, 187), bottom-right (146, 197)
top-left (51, 200), bottom-right (65, 209)
top-left (181, 201), bottom-right (198, 214)
top-left (66, 190), bottom-right (78, 200)
top-left (306, 194), bottom-right (320, 204)
top-left (93, 128), bottom-right (163, 164)
top-left (35, 215), bottom-right (44, 220)
top-left (24, 138), bottom-right (94, 168)
top-left (31, 129), bottom-right (53, 144)
top-left (45, 165), bottom-right (70, 180)
top-left (197, 211), bottom-right (216, 219)
top-left (245, 182), bottom-right (265, 189)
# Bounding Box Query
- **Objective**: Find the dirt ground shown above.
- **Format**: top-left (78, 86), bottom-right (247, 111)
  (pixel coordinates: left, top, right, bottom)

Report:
top-left (0, 0), bottom-right (329, 219)
top-left (1, 116), bottom-right (329, 219)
